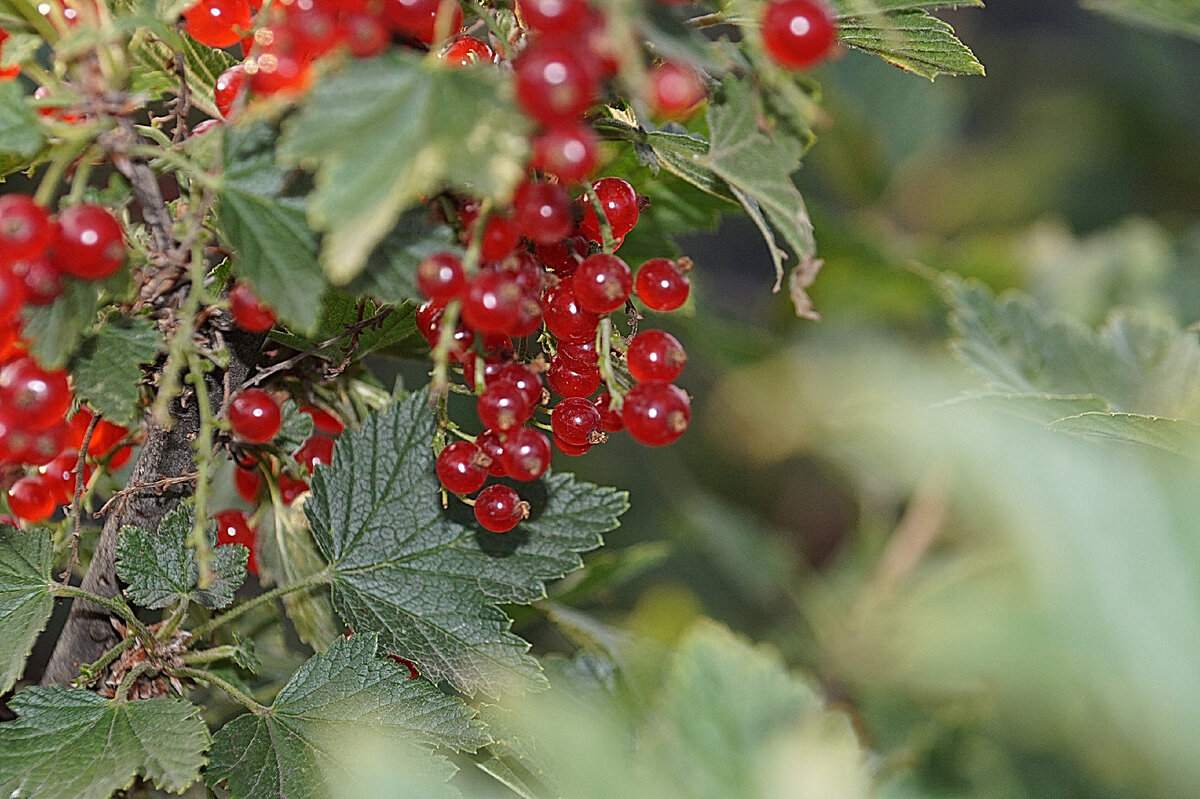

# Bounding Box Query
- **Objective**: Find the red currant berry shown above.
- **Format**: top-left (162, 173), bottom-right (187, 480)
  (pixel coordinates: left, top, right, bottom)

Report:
top-left (579, 177), bottom-right (641, 242)
top-left (477, 380), bottom-right (535, 432)
top-left (39, 450), bottom-right (89, 505)
top-left (53, 204), bottom-right (125, 280)
top-left (490, 363), bottom-right (544, 410)
top-left (626, 329), bottom-right (686, 382)
top-left (339, 12), bottom-right (390, 58)
top-left (417, 252), bottom-right (467, 303)
top-left (476, 427), bottom-right (508, 476)
top-left (279, 473), bottom-right (309, 504)
top-left (0, 195), bottom-right (52, 265)
top-left (228, 388), bottom-right (282, 443)
top-left (436, 440), bottom-right (490, 494)
top-left (500, 427), bottom-right (552, 481)
top-left (386, 0), bottom-right (462, 44)
top-left (233, 463), bottom-right (262, 503)
top-left (229, 282), bottom-right (276, 332)
top-left (215, 508), bottom-right (258, 575)
top-left (302, 404), bottom-right (344, 435)
top-left (295, 434), bottom-right (336, 474)
top-left (0, 28), bottom-right (19, 81)
top-left (442, 35), bottom-right (495, 66)
top-left (214, 63), bottom-right (247, 119)
top-left (594, 389), bottom-right (624, 432)
top-left (530, 122), bottom-right (599, 183)
top-left (287, 5), bottom-right (340, 59)
top-left (27, 423), bottom-right (67, 466)
top-left (247, 46), bottom-right (312, 96)
top-left (540, 278), bottom-right (600, 342)
top-left (546, 356), bottom-right (600, 398)
top-left (517, 0), bottom-right (589, 33)
top-left (761, 0), bottom-right (837, 69)
top-left (514, 180), bottom-right (573, 246)
top-left (479, 215), bottom-right (522, 261)
top-left (462, 270), bottom-right (524, 334)
top-left (648, 60), bottom-right (706, 120)
top-left (621, 380), bottom-right (689, 446)
top-left (12, 255), bottom-right (63, 306)
top-left (555, 336), bottom-right (597, 370)
top-left (0, 356), bottom-right (72, 432)
top-left (0, 268), bottom-right (25, 324)
top-left (550, 396), bottom-right (600, 446)
top-left (535, 235), bottom-right (587, 277)
top-left (574, 253), bottom-right (632, 314)
top-left (183, 0), bottom-right (254, 48)
top-left (513, 41), bottom-right (598, 125)
top-left (635, 257), bottom-right (690, 311)
top-left (553, 434), bottom-right (591, 456)
top-left (7, 474), bottom-right (55, 522)
top-left (473, 484), bottom-right (529, 533)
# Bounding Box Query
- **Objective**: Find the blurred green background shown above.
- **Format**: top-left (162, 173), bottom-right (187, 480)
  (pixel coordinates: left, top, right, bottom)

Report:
top-left (511, 4), bottom-right (1200, 798)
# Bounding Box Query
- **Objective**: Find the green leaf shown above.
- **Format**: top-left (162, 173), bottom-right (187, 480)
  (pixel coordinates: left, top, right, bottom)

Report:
top-left (1081, 0), bottom-right (1200, 41)
top-left (256, 498), bottom-right (341, 652)
top-left (343, 209), bottom-right (459, 304)
top-left (836, 8), bottom-right (986, 79)
top-left (0, 687), bottom-right (210, 799)
top-left (276, 398), bottom-right (316, 455)
top-left (1047, 413), bottom-right (1200, 457)
top-left (217, 122), bottom-right (328, 334)
top-left (127, 20), bottom-right (239, 118)
top-left (19, 275), bottom-right (111, 368)
top-left (206, 632), bottom-right (485, 799)
top-left (305, 391), bottom-right (627, 695)
top-left (269, 294), bottom-right (421, 363)
top-left (945, 275), bottom-right (1200, 419)
top-left (278, 53), bottom-right (529, 284)
top-left (116, 504), bottom-right (247, 610)
top-left (71, 315), bottom-right (162, 425)
top-left (0, 79), bottom-right (44, 159)
top-left (0, 524), bottom-right (53, 694)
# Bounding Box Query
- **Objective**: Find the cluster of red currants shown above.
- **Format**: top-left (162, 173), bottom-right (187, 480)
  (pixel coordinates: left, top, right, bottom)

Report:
top-left (417, 174), bottom-right (692, 533)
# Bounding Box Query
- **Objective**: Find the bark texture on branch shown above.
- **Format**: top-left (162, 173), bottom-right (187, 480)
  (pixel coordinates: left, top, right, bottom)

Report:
top-left (41, 329), bottom-right (264, 686)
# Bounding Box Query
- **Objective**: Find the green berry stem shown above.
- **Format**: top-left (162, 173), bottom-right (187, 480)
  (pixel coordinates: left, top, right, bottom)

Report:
top-left (191, 568), bottom-right (335, 639)
top-left (178, 645), bottom-right (240, 666)
top-left (157, 597), bottom-right (190, 641)
top-left (596, 317), bottom-right (625, 407)
top-left (168, 666), bottom-right (270, 715)
top-left (584, 186), bottom-right (618, 253)
top-left (70, 637), bottom-right (136, 688)
top-left (114, 660), bottom-right (156, 704)
top-left (430, 299), bottom-right (464, 395)
top-left (185, 350), bottom-right (217, 587)
top-left (51, 584), bottom-right (153, 648)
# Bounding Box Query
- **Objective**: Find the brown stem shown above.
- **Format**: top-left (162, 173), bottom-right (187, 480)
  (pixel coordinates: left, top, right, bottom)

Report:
top-left (40, 329), bottom-right (264, 686)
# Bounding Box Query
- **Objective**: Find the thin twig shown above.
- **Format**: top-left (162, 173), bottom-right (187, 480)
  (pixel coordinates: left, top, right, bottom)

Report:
top-left (61, 412), bottom-right (101, 586)
top-left (241, 307), bottom-right (396, 391)
top-left (95, 472), bottom-right (199, 517)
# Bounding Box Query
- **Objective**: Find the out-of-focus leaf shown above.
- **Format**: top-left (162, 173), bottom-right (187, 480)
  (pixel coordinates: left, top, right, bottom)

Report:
top-left (1082, 0), bottom-right (1200, 40)
top-left (71, 316), bottom-right (162, 425)
top-left (0, 79), bottom-right (43, 158)
top-left (0, 524), bottom-right (52, 694)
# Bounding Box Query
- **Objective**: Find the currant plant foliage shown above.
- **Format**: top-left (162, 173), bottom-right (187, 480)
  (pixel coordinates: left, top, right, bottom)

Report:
top-left (0, 0), bottom-right (981, 796)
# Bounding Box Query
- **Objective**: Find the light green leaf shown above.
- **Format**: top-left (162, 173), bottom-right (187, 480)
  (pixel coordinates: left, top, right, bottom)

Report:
top-left (20, 276), bottom-right (110, 368)
top-left (0, 79), bottom-right (43, 159)
top-left (256, 497), bottom-right (341, 652)
top-left (71, 316), bottom-right (162, 425)
top-left (1048, 412), bottom-right (1200, 457)
top-left (836, 8), bottom-right (985, 79)
top-left (217, 122), bottom-right (328, 334)
top-left (305, 391), bottom-right (627, 696)
top-left (1081, 0), bottom-right (1200, 41)
top-left (278, 53), bottom-right (529, 284)
top-left (0, 524), bottom-right (53, 694)
top-left (116, 504), bottom-right (247, 610)
top-left (206, 632), bottom-right (485, 799)
top-left (0, 687), bottom-right (210, 799)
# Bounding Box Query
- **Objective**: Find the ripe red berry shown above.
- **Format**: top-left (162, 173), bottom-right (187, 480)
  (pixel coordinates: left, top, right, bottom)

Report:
top-left (229, 282), bottom-right (276, 332)
top-left (233, 463), bottom-right (262, 503)
top-left (214, 63), bottom-right (247, 119)
top-left (761, 0), bottom-right (837, 69)
top-left (514, 180), bottom-right (573, 246)
top-left (436, 440), bottom-right (490, 494)
top-left (0, 28), bottom-right (19, 81)
top-left (279, 473), bottom-right (309, 504)
top-left (530, 121), bottom-right (599, 183)
top-left (553, 434), bottom-right (591, 456)
top-left (339, 12), bottom-right (390, 58)
top-left (517, 0), bottom-right (589, 33)
top-left (385, 0), bottom-right (462, 43)
top-left (490, 363), bottom-right (544, 410)
top-left (550, 396), bottom-right (600, 446)
top-left (621, 380), bottom-right (689, 446)
top-left (476, 428), bottom-right (508, 476)
top-left (295, 434), bottom-right (336, 474)
top-left (473, 484), bottom-right (529, 533)
top-left (635, 257), bottom-right (690, 311)
top-left (648, 60), bottom-right (706, 120)
top-left (215, 508), bottom-right (258, 574)
top-left (53, 204), bottom-right (125, 280)
top-left (479, 215), bottom-right (522, 261)
top-left (0, 357), bottom-right (72, 432)
top-left (594, 389), bottom-right (624, 432)
top-left (540, 278), bottom-right (599, 342)
top-left (442, 35), bottom-right (495, 66)
top-left (39, 450), bottom-right (89, 505)
top-left (462, 270), bottom-right (524, 334)
top-left (574, 253), bottom-right (632, 314)
top-left (7, 474), bottom-right (55, 522)
top-left (477, 380), bottom-right (534, 432)
top-left (514, 41), bottom-right (598, 125)
top-left (12, 255), bottom-right (63, 306)
top-left (500, 427), bottom-right (552, 481)
top-left (228, 388), bottom-right (282, 443)
top-left (579, 177), bottom-right (641, 243)
top-left (546, 356), bottom-right (600, 398)
top-left (417, 252), bottom-right (467, 303)
top-left (626, 329), bottom-right (686, 382)
top-left (0, 268), bottom-right (25, 323)
top-left (302, 405), bottom-right (344, 435)
top-left (183, 0), bottom-right (254, 48)
top-left (0, 195), bottom-right (52, 264)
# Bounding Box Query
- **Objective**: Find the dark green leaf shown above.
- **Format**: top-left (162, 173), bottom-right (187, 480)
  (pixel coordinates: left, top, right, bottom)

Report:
top-left (305, 391), bottom-right (627, 695)
top-left (0, 687), bottom-right (209, 799)
top-left (269, 294), bottom-right (420, 362)
top-left (20, 276), bottom-right (111, 368)
top-left (71, 316), bottom-right (162, 425)
top-left (837, 9), bottom-right (986, 80)
top-left (116, 504), bottom-right (247, 610)
top-left (217, 122), bottom-right (327, 333)
top-left (276, 398), bottom-right (316, 455)
top-left (0, 80), bottom-right (43, 158)
top-left (206, 632), bottom-right (485, 799)
top-left (231, 631), bottom-right (261, 674)
top-left (343, 209), bottom-right (458, 304)
top-left (0, 524), bottom-right (53, 694)
top-left (278, 53), bottom-right (529, 284)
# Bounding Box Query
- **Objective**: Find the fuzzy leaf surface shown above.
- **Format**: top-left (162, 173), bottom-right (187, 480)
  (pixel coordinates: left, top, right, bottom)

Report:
top-left (0, 79), bottom-right (43, 158)
top-left (206, 632), bottom-right (485, 799)
top-left (278, 53), bottom-right (528, 284)
top-left (305, 392), bottom-right (627, 695)
top-left (71, 316), bottom-right (162, 425)
top-left (217, 122), bottom-right (327, 333)
top-left (836, 8), bottom-right (985, 79)
top-left (0, 525), bottom-right (52, 694)
top-left (0, 687), bottom-right (210, 798)
top-left (116, 504), bottom-right (247, 610)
